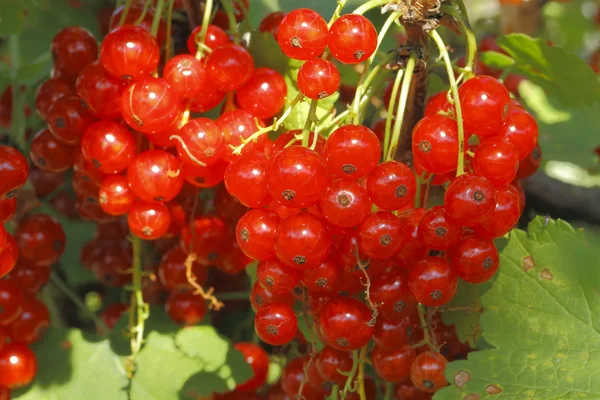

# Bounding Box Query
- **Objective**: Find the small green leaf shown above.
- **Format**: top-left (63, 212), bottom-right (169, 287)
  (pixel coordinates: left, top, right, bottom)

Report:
top-left (296, 313), bottom-right (324, 351)
top-left (479, 51), bottom-right (515, 70)
top-left (434, 217), bottom-right (600, 399)
top-left (0, 0), bottom-right (40, 36)
top-left (58, 220), bottom-right (98, 286)
top-left (441, 280), bottom-right (484, 348)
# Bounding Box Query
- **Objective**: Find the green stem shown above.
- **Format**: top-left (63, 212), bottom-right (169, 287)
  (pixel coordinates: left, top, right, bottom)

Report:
top-left (220, 0), bottom-right (240, 44)
top-left (341, 351), bottom-right (360, 398)
top-left (357, 346), bottom-right (368, 400)
top-left (371, 12), bottom-right (400, 64)
top-left (417, 304), bottom-right (438, 351)
top-left (328, 0), bottom-right (348, 26)
top-left (352, 0), bottom-right (390, 15)
top-left (383, 69), bottom-right (404, 160)
top-left (50, 273), bottom-right (110, 334)
top-left (195, 0), bottom-right (214, 59)
top-left (454, 0), bottom-right (471, 25)
top-left (151, 0), bottom-right (166, 37)
top-left (134, 0), bottom-right (152, 25)
top-left (164, 0), bottom-right (175, 61)
top-left (384, 382), bottom-right (393, 400)
top-left (430, 29), bottom-right (466, 176)
top-left (440, 4), bottom-right (477, 80)
top-left (302, 100), bottom-right (319, 147)
top-left (118, 0), bottom-right (133, 26)
top-left (350, 60), bottom-right (371, 125)
top-left (386, 52), bottom-right (417, 161)
top-left (128, 236), bottom-right (148, 376)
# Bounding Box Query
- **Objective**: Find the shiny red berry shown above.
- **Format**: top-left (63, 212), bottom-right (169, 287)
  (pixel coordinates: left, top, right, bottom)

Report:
top-left (224, 151), bottom-right (269, 208)
top-left (35, 78), bottom-right (72, 120)
top-left (166, 291), bottom-right (207, 325)
top-left (0, 145), bottom-right (29, 199)
top-left (451, 235), bottom-right (499, 283)
top-left (359, 211), bottom-right (403, 259)
top-left (8, 297), bottom-right (50, 344)
top-left (163, 54), bottom-right (207, 99)
top-left (99, 175), bottom-right (135, 215)
top-left (373, 316), bottom-right (414, 350)
top-left (372, 344), bottom-right (416, 383)
top-left (275, 212), bottom-right (332, 270)
top-left (176, 118), bottom-right (224, 166)
top-left (236, 209), bottom-right (280, 261)
top-left (444, 174), bottom-right (496, 226)
top-left (5, 263), bottom-right (50, 296)
top-left (277, 9), bottom-right (328, 60)
top-left (366, 161), bottom-right (416, 211)
top-left (158, 245), bottom-right (208, 292)
top-left (206, 44), bottom-right (254, 92)
top-left (319, 297), bottom-right (374, 351)
top-left (51, 26), bottom-right (98, 76)
top-left (190, 79), bottom-right (226, 113)
top-left (473, 186), bottom-right (521, 238)
top-left (250, 281), bottom-right (294, 312)
top-left (100, 25), bottom-right (159, 80)
top-left (0, 198), bottom-right (16, 222)
top-left (410, 351), bottom-right (448, 393)
top-left (301, 258), bottom-right (342, 292)
top-left (0, 343), bottom-right (37, 389)
top-left (459, 75), bottom-right (510, 137)
top-left (15, 214), bottom-right (65, 266)
top-left (499, 105), bottom-right (538, 161)
top-left (473, 137), bottom-right (519, 187)
top-left (81, 121), bottom-right (136, 174)
top-left (76, 60), bottom-right (128, 120)
top-left (217, 110), bottom-right (264, 161)
top-left (127, 150), bottom-right (184, 202)
top-left (324, 124), bottom-right (380, 180)
top-left (183, 159), bottom-right (228, 189)
top-left (0, 281), bottom-right (24, 325)
top-left (186, 25), bottom-right (230, 55)
top-left (412, 115), bottom-right (459, 174)
top-left (424, 91), bottom-right (452, 117)
top-left (409, 257), bottom-right (458, 306)
top-left (0, 235), bottom-right (18, 278)
top-left (515, 143), bottom-right (541, 179)
top-left (417, 206), bottom-right (461, 250)
top-left (255, 302), bottom-right (298, 346)
top-left (297, 59), bottom-right (340, 100)
top-left (316, 346), bottom-right (354, 385)
top-left (180, 216), bottom-right (229, 265)
top-left (128, 201), bottom-right (172, 240)
top-left (319, 179), bottom-right (372, 228)
top-left (47, 95), bottom-right (95, 144)
top-left (328, 14), bottom-right (377, 64)
top-left (370, 269), bottom-right (417, 321)
top-left (109, 4), bottom-right (167, 45)
top-left (236, 68), bottom-right (287, 119)
top-left (257, 259), bottom-right (301, 293)
top-left (235, 343), bottom-right (269, 392)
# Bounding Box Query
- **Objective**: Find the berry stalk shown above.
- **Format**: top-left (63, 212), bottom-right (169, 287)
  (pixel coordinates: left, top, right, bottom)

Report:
top-left (429, 29), bottom-right (466, 176)
top-left (417, 305), bottom-right (439, 352)
top-left (151, 0), bottom-right (167, 37)
top-left (118, 0), bottom-right (133, 26)
top-left (357, 345), bottom-right (368, 400)
top-left (441, 4), bottom-right (477, 80)
top-left (134, 0), bottom-right (152, 25)
top-left (383, 68), bottom-right (404, 159)
top-left (302, 99), bottom-right (319, 147)
top-left (352, 0), bottom-right (391, 15)
top-left (127, 235), bottom-right (149, 378)
top-left (194, 0), bottom-right (214, 59)
top-left (220, 0), bottom-right (240, 44)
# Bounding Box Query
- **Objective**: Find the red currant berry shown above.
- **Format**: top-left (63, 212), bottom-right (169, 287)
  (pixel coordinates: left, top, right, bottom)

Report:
top-left (0, 343), bottom-right (37, 389)
top-left (128, 201), bottom-right (172, 240)
top-left (51, 26), bottom-right (98, 76)
top-left (275, 212), bottom-right (332, 270)
top-left (319, 297), bottom-right (375, 351)
top-left (235, 343), bottom-right (269, 392)
top-left (297, 59), bottom-right (340, 100)
top-left (183, 159), bottom-right (228, 189)
top-left (166, 291), bottom-right (207, 325)
top-left (0, 234), bottom-right (18, 278)
top-left (328, 14), bottom-right (377, 64)
top-left (417, 206), bottom-right (461, 250)
top-left (277, 9), bottom-right (328, 60)
top-left (100, 25), bottom-right (159, 80)
top-left (224, 152), bottom-right (269, 208)
top-left (47, 95), bottom-right (95, 144)
top-left (366, 161), bottom-right (416, 211)
top-left (444, 174), bottom-right (496, 226)
top-left (0, 198), bottom-right (16, 222)
top-left (515, 143), bottom-right (541, 179)
top-left (255, 302), bottom-right (298, 346)
top-left (410, 351), bottom-right (448, 393)
top-left (0, 281), bottom-right (24, 325)
top-left (267, 146), bottom-right (328, 208)
top-left (324, 124), bottom-right (380, 180)
top-left (412, 115), bottom-right (459, 174)
top-left (15, 214), bottom-right (65, 266)
top-left (76, 61), bottom-right (129, 120)
top-left (499, 105), bottom-right (538, 161)
top-left (206, 44), bottom-right (255, 92)
top-left (5, 263), bottom-right (51, 296)
top-left (8, 297), bottom-right (50, 344)
top-left (301, 258), bottom-right (341, 292)
top-left (236, 68), bottom-right (287, 119)
top-left (127, 150), bottom-right (184, 202)
top-left (0, 146), bottom-right (28, 200)
top-left (99, 303), bottom-right (128, 333)
top-left (409, 257), bottom-right (458, 306)
top-left (370, 269), bottom-right (417, 320)
top-left (373, 316), bottom-right (414, 350)
top-left (121, 77), bottom-right (182, 134)
top-left (180, 216), bottom-right (229, 265)
top-left (473, 186), bottom-right (520, 238)
top-left (424, 91), bottom-right (452, 117)
top-left (319, 179), bottom-right (372, 228)
top-left (450, 235), bottom-right (499, 283)
top-left (250, 281), bottom-right (294, 312)
top-left (81, 121), bottom-right (136, 174)
top-left (257, 259), bottom-right (301, 293)
top-left (35, 78), bottom-right (72, 120)
top-left (186, 25), bottom-right (230, 55)
top-left (459, 75), bottom-right (511, 137)
top-left (217, 110), bottom-right (264, 161)
top-left (316, 346), bottom-right (353, 385)
top-left (98, 175), bottom-right (135, 216)
top-left (473, 137), bottom-right (519, 187)
top-left (163, 55), bottom-right (207, 99)
top-left (190, 79), bottom-right (227, 113)
top-left (396, 208), bottom-right (428, 265)
top-left (372, 344), bottom-right (416, 383)
top-left (281, 357), bottom-right (327, 399)
top-left (236, 209), bottom-right (280, 261)
top-left (358, 211), bottom-right (402, 259)
top-left (158, 245), bottom-right (208, 292)
top-left (176, 118), bottom-right (224, 166)
top-left (259, 11), bottom-right (285, 37)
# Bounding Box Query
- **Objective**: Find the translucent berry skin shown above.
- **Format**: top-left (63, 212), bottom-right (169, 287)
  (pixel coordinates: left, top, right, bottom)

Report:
top-left (328, 14), bottom-right (377, 64)
top-left (0, 234), bottom-right (19, 278)
top-left (128, 201), bottom-right (171, 240)
top-left (99, 303), bottom-right (128, 333)
top-left (47, 95), bottom-right (95, 144)
top-left (473, 137), bottom-right (519, 187)
top-left (35, 78), bottom-right (72, 120)
top-left (319, 179), bottom-right (372, 228)
top-left (257, 259), bottom-right (301, 293)
top-left (127, 150), bottom-right (184, 203)
top-left (372, 345), bottom-right (416, 383)
top-left (120, 77), bottom-right (181, 135)
top-left (186, 25), bottom-right (230, 55)
top-left (255, 302), bottom-right (298, 346)
top-left (163, 55), bottom-right (207, 99)
top-left (499, 105), bottom-right (538, 161)
top-left (373, 316), bottom-right (414, 350)
top-left (316, 347), bottom-right (354, 385)
top-left (272, 130), bottom-right (326, 155)
top-left (99, 175), bottom-right (135, 216)
top-left (236, 209), bottom-right (280, 261)
top-left (366, 161), bottom-right (416, 211)
top-left (100, 25), bottom-right (159, 80)
top-left (424, 91), bottom-right (452, 117)
top-left (180, 216), bottom-right (229, 265)
top-left (235, 343), bottom-right (269, 392)
top-left (166, 291), bottom-right (207, 325)
top-left (0, 343), bottom-right (37, 389)
top-left (81, 121), bottom-right (136, 174)
top-left (370, 269), bottom-right (417, 321)
top-left (515, 144), bottom-right (542, 179)
top-left (451, 235), bottom-right (499, 283)
top-left (236, 68), bottom-right (287, 119)
top-left (410, 351), bottom-right (448, 393)
top-left (301, 258), bottom-right (342, 292)
top-left (319, 297), bottom-right (375, 351)
top-left (358, 211), bottom-right (403, 260)
top-left (473, 186), bottom-right (521, 239)
top-left (408, 257), bottom-right (458, 307)
top-left (0, 145), bottom-right (29, 200)
top-left (281, 357), bottom-right (327, 399)
top-left (0, 281), bottom-right (23, 325)
top-left (267, 146), bottom-right (328, 208)
top-left (324, 124), bottom-right (381, 180)
top-left (259, 11), bottom-right (285, 37)
top-left (8, 297), bottom-right (50, 344)
top-left (76, 61), bottom-right (128, 120)
top-left (297, 59), bottom-right (340, 100)
top-left (275, 212), bottom-right (332, 270)
top-left (412, 115), bottom-right (459, 174)
top-left (0, 198), bottom-right (16, 222)
top-left (417, 206), bottom-right (461, 250)
top-left (183, 159), bottom-right (228, 189)
top-left (190, 79), bottom-right (226, 113)
top-left (205, 44), bottom-right (255, 92)
top-left (217, 110), bottom-right (265, 161)
top-left (176, 118), bottom-right (224, 166)
top-left (444, 174), bottom-right (497, 226)
top-left (459, 75), bottom-right (510, 137)
top-left (250, 281), bottom-right (295, 312)
top-left (51, 26), bottom-right (98, 76)
top-left (158, 245), bottom-right (208, 292)
top-left (224, 152), bottom-right (269, 208)
top-left (277, 8), bottom-right (328, 60)
top-left (15, 214), bottom-right (65, 266)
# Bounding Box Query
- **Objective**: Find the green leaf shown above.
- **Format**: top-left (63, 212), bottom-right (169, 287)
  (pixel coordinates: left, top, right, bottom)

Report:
top-left (441, 280), bottom-right (484, 348)
top-left (246, 260), bottom-right (258, 287)
top-left (479, 51), bottom-right (515, 70)
top-left (434, 217), bottom-right (600, 400)
top-left (58, 220), bottom-right (97, 286)
top-left (496, 33), bottom-right (600, 108)
top-left (13, 328), bottom-right (127, 400)
top-left (131, 325), bottom-right (252, 399)
top-left (0, 0), bottom-right (41, 36)
top-left (297, 313), bottom-right (324, 351)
